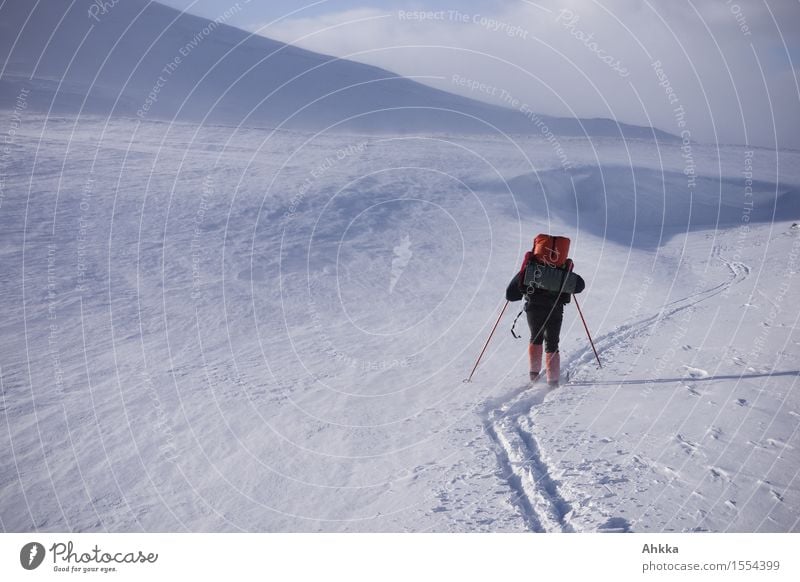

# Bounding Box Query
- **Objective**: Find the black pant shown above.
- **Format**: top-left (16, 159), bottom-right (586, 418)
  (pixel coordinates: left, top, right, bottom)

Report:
top-left (526, 301), bottom-right (563, 353)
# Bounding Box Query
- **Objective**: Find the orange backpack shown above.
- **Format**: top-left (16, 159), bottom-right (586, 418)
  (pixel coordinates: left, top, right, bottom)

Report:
top-left (532, 234), bottom-right (570, 267)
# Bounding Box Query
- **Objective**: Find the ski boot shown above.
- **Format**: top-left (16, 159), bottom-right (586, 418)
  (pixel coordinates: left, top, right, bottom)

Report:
top-left (545, 351), bottom-right (560, 387)
top-left (528, 343), bottom-right (543, 384)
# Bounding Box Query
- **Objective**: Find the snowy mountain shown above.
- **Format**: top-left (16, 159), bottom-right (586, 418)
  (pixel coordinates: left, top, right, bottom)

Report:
top-left (0, 0), bottom-right (798, 535)
top-left (0, 112), bottom-right (797, 532)
top-left (0, 0), bottom-right (675, 139)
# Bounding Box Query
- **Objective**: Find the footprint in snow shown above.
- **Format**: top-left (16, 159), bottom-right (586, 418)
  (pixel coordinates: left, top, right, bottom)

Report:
top-left (684, 384), bottom-right (701, 397)
top-left (683, 366), bottom-right (709, 379)
top-left (709, 466), bottom-right (730, 481)
top-left (675, 433), bottom-right (699, 455)
top-left (598, 517), bottom-right (631, 533)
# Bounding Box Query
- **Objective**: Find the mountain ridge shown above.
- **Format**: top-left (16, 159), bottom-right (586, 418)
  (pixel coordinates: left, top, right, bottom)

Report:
top-left (0, 0), bottom-right (677, 139)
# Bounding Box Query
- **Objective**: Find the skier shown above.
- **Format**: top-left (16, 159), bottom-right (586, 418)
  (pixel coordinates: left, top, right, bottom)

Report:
top-left (505, 235), bottom-right (585, 387)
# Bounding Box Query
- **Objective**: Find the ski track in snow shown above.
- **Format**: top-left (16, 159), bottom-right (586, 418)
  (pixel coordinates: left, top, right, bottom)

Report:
top-left (568, 247), bottom-right (750, 379)
top-left (481, 245), bottom-right (751, 532)
top-left (481, 386), bottom-right (573, 532)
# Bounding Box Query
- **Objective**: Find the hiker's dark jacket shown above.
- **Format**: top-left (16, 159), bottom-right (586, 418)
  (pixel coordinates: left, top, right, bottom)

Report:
top-left (506, 271), bottom-right (574, 310)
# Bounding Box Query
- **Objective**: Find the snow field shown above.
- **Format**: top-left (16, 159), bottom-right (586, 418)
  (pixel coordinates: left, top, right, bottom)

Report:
top-left (1, 115), bottom-right (798, 532)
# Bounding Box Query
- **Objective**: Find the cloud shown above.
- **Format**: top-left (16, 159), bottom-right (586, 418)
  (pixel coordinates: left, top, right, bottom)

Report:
top-left (243, 0), bottom-right (800, 148)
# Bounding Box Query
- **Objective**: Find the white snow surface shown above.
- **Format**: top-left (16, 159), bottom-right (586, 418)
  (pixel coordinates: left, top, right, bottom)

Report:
top-left (1, 114), bottom-right (799, 532)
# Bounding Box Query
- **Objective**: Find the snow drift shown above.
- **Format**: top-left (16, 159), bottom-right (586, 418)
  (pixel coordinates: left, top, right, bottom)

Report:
top-left (0, 114), bottom-right (797, 532)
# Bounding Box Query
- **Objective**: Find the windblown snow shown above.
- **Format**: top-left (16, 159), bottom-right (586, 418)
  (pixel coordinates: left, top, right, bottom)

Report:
top-left (1, 114), bottom-right (798, 532)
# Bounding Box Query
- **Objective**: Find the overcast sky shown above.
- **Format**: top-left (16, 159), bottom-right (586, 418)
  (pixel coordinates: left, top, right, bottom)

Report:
top-left (159, 0), bottom-right (800, 149)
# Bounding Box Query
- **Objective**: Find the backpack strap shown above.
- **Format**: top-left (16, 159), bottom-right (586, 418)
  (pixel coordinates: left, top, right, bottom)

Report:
top-left (550, 235), bottom-right (560, 265)
top-left (517, 250), bottom-right (533, 287)
top-left (510, 308), bottom-right (525, 339)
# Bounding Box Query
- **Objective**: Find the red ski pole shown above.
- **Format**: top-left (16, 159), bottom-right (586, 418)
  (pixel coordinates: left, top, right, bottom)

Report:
top-left (574, 296), bottom-right (602, 368)
top-left (464, 300), bottom-right (509, 383)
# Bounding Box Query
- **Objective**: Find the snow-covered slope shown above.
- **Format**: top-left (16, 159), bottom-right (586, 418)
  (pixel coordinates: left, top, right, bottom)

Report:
top-left (0, 0), bottom-right (674, 139)
top-left (0, 114), bottom-right (798, 532)
top-left (487, 226), bottom-right (799, 532)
